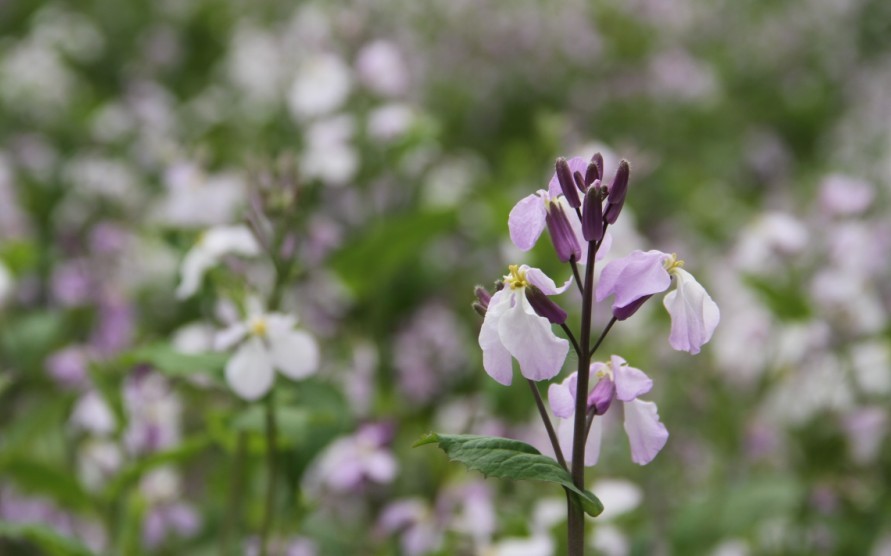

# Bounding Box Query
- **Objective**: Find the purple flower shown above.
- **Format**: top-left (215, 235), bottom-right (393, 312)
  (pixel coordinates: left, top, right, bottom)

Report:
top-left (597, 250), bottom-right (719, 354)
top-left (548, 355), bottom-right (668, 466)
top-left (305, 423), bottom-right (398, 493)
top-left (478, 265), bottom-right (571, 385)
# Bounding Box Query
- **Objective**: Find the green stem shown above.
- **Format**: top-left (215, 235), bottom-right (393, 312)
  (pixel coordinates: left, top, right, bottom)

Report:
top-left (258, 395), bottom-right (278, 556)
top-left (221, 431), bottom-right (248, 556)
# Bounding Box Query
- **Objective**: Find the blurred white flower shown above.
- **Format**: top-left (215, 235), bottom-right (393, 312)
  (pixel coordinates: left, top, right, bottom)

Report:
top-left (176, 225), bottom-right (261, 299)
top-left (152, 162), bottom-right (246, 228)
top-left (77, 439), bottom-right (123, 492)
top-left (216, 302), bottom-right (319, 401)
top-left (819, 174), bottom-right (874, 216)
top-left (356, 40), bottom-right (409, 97)
top-left (69, 390), bottom-right (116, 436)
top-left (227, 25), bottom-right (283, 107)
top-left (288, 53), bottom-right (352, 120)
top-left (300, 115), bottom-right (358, 186)
top-left (734, 212), bottom-right (808, 274)
top-left (367, 103), bottom-right (415, 142)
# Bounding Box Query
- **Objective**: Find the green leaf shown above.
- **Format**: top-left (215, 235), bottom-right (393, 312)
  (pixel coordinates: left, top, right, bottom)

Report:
top-left (0, 521), bottom-right (95, 556)
top-left (120, 343), bottom-right (228, 380)
top-left (0, 459), bottom-right (93, 511)
top-left (415, 433), bottom-right (603, 517)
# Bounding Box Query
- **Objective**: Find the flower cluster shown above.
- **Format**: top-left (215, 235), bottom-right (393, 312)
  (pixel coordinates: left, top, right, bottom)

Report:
top-left (476, 153), bottom-right (719, 468)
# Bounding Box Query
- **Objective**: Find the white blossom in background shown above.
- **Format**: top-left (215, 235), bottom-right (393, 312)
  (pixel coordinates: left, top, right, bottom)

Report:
top-left (288, 53), bottom-right (352, 120)
top-left (216, 300), bottom-right (319, 401)
top-left (367, 103), bottom-right (415, 142)
top-left (226, 25), bottom-right (283, 108)
top-left (355, 40), bottom-right (410, 97)
top-left (300, 115), bottom-right (358, 186)
top-left (152, 162), bottom-right (246, 228)
top-left (176, 225), bottom-right (261, 299)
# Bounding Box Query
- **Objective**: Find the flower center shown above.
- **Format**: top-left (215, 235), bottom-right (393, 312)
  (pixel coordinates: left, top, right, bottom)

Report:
top-left (663, 253), bottom-right (684, 276)
top-left (505, 264), bottom-right (529, 290)
top-left (249, 316), bottom-right (268, 337)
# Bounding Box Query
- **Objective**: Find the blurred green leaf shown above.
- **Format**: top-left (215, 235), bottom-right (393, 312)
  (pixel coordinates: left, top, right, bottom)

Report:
top-left (102, 436), bottom-right (212, 502)
top-left (415, 433), bottom-right (603, 517)
top-left (0, 521), bottom-right (95, 556)
top-left (743, 274), bottom-right (811, 321)
top-left (329, 210), bottom-right (456, 297)
top-left (120, 344), bottom-right (227, 381)
top-left (0, 459), bottom-right (93, 511)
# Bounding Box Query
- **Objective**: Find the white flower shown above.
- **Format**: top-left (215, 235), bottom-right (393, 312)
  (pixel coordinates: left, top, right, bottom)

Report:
top-left (662, 268), bottom-right (720, 354)
top-left (288, 53), bottom-right (352, 120)
top-left (176, 225), bottom-right (260, 299)
top-left (216, 305), bottom-right (319, 401)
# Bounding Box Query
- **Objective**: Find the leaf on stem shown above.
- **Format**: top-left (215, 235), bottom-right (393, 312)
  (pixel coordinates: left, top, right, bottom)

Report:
top-left (415, 433), bottom-right (603, 517)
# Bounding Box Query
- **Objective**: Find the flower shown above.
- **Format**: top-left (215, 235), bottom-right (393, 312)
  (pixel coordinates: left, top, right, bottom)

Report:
top-left (305, 423), bottom-right (398, 493)
top-left (507, 157), bottom-right (612, 264)
top-left (596, 250), bottom-right (719, 354)
top-left (176, 225), bottom-right (260, 299)
top-left (478, 265), bottom-right (571, 385)
top-left (216, 302), bottom-right (319, 401)
top-left (548, 355), bottom-right (668, 466)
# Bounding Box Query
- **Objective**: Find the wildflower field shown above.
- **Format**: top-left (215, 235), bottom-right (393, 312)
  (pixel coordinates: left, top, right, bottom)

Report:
top-left (1, 1), bottom-right (891, 554)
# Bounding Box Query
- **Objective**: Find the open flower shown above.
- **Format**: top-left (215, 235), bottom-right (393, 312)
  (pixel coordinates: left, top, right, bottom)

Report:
top-left (596, 250), bottom-right (719, 354)
top-left (548, 355), bottom-right (668, 466)
top-left (478, 265), bottom-right (570, 385)
top-left (176, 225), bottom-right (260, 299)
top-left (216, 303), bottom-right (319, 401)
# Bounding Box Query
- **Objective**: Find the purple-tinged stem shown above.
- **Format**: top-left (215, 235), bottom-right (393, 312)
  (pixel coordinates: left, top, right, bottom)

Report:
top-left (527, 379), bottom-right (568, 471)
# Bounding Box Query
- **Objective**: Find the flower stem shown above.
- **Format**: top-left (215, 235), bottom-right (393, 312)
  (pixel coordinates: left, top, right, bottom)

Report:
top-left (560, 323), bottom-right (582, 357)
top-left (568, 239), bottom-right (598, 555)
top-left (258, 395), bottom-right (278, 556)
top-left (220, 431), bottom-right (247, 556)
top-left (527, 379), bottom-right (567, 470)
top-left (588, 317), bottom-right (617, 358)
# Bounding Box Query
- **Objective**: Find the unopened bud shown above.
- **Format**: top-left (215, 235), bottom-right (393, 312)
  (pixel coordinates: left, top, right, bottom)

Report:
top-left (525, 285), bottom-right (567, 325)
top-left (472, 302), bottom-right (487, 317)
top-left (573, 170), bottom-right (587, 194)
top-left (474, 285), bottom-right (491, 308)
top-left (545, 202), bottom-right (581, 263)
top-left (555, 158), bottom-right (581, 208)
top-left (613, 295), bottom-right (651, 321)
top-left (590, 153), bottom-right (604, 184)
top-left (587, 376), bottom-right (615, 415)
top-left (582, 187), bottom-right (604, 242)
top-left (604, 160), bottom-right (630, 224)
top-left (584, 161), bottom-right (600, 187)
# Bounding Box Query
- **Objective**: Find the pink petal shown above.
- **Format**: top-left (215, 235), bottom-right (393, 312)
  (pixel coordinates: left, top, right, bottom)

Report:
top-left (596, 250), bottom-right (671, 308)
top-left (558, 415), bottom-right (602, 467)
top-left (548, 373), bottom-right (578, 419)
top-left (479, 290), bottom-right (514, 385)
top-left (662, 268), bottom-right (720, 354)
top-left (498, 296), bottom-right (568, 382)
top-left (524, 266), bottom-right (572, 295)
top-left (611, 355), bottom-right (653, 401)
top-left (623, 399), bottom-right (669, 465)
top-left (508, 194), bottom-right (547, 251)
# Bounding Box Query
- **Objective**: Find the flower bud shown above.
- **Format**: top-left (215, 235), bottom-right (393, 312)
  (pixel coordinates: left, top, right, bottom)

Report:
top-left (587, 376), bottom-right (615, 415)
top-left (555, 157), bottom-right (581, 208)
top-left (545, 202), bottom-right (581, 263)
top-left (590, 152), bottom-right (604, 183)
top-left (582, 187), bottom-right (604, 242)
top-left (613, 294), bottom-right (651, 321)
top-left (525, 285), bottom-right (568, 325)
top-left (573, 170), bottom-right (587, 194)
top-left (472, 285), bottom-right (492, 316)
top-left (584, 161), bottom-right (600, 187)
top-left (604, 160), bottom-right (630, 224)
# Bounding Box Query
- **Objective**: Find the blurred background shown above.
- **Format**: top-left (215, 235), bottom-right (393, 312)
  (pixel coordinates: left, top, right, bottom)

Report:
top-left (1, 0), bottom-right (891, 554)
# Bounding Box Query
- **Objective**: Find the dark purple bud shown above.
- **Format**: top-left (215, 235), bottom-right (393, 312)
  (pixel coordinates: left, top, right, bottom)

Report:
top-left (545, 201), bottom-right (581, 263)
top-left (587, 376), bottom-right (615, 415)
top-left (472, 302), bottom-right (487, 317)
top-left (607, 160), bottom-right (630, 205)
top-left (494, 280), bottom-right (505, 292)
top-left (584, 161), bottom-right (600, 187)
top-left (604, 197), bottom-right (625, 224)
top-left (525, 285), bottom-right (567, 325)
top-left (590, 153), bottom-right (604, 184)
top-left (474, 285), bottom-right (491, 308)
top-left (573, 170), bottom-right (587, 194)
top-left (555, 157), bottom-right (581, 208)
top-left (582, 187), bottom-right (604, 242)
top-left (613, 295), bottom-right (652, 321)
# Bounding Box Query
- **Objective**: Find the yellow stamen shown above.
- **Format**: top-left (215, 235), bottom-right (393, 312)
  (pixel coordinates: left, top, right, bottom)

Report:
top-left (663, 253), bottom-right (685, 275)
top-left (504, 264), bottom-right (529, 290)
top-left (249, 317), bottom-right (268, 337)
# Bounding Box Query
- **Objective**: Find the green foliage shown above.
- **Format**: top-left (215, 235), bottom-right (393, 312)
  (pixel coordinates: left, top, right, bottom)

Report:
top-left (415, 433), bottom-right (603, 517)
top-left (0, 522), bottom-right (95, 556)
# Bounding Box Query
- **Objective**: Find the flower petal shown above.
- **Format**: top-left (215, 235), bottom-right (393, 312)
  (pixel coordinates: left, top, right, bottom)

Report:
top-left (498, 296), bottom-right (568, 382)
top-left (558, 414), bottom-right (603, 467)
top-left (225, 337), bottom-right (275, 401)
top-left (548, 373), bottom-right (578, 419)
top-left (214, 322), bottom-right (248, 351)
top-left (508, 194), bottom-right (547, 251)
top-left (623, 399), bottom-right (669, 465)
top-left (524, 266), bottom-right (572, 296)
top-left (175, 249), bottom-right (215, 299)
top-left (479, 290), bottom-right (514, 385)
top-left (596, 250), bottom-right (671, 308)
top-left (611, 355), bottom-right (653, 401)
top-left (662, 268), bottom-right (720, 354)
top-left (269, 329), bottom-right (320, 380)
